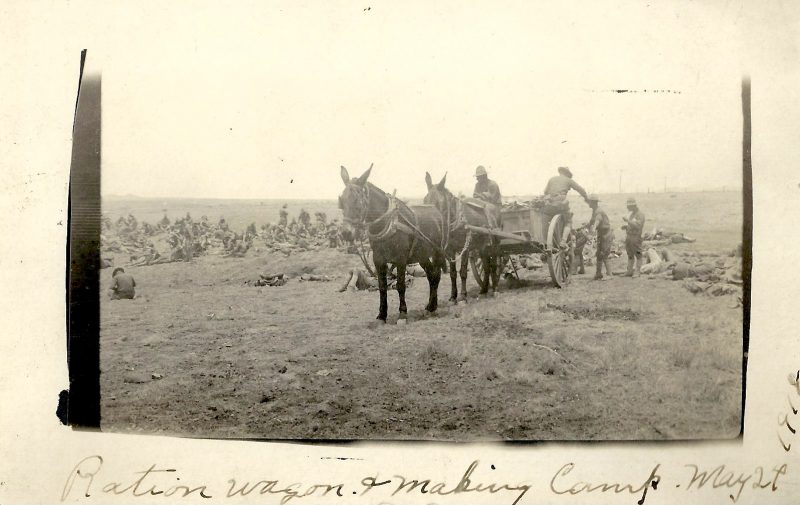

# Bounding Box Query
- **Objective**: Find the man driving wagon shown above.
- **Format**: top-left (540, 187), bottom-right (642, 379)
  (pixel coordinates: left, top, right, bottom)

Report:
top-left (470, 165), bottom-right (503, 228)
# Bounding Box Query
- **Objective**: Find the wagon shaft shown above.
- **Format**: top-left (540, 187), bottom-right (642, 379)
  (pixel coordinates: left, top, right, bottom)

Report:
top-left (463, 224), bottom-right (530, 243)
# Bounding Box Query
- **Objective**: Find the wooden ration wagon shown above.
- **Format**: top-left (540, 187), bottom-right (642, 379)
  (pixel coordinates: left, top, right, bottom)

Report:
top-left (467, 205), bottom-right (574, 288)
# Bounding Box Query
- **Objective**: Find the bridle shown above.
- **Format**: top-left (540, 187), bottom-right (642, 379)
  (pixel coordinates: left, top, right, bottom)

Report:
top-left (341, 182), bottom-right (372, 229)
top-left (426, 185), bottom-right (464, 261)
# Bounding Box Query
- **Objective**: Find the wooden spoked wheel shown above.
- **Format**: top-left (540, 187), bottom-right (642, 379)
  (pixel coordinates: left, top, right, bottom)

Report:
top-left (469, 252), bottom-right (491, 292)
top-left (546, 213), bottom-right (572, 288)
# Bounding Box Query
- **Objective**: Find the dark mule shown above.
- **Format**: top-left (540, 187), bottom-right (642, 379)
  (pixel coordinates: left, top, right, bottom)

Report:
top-left (338, 165), bottom-right (447, 322)
top-left (423, 173), bottom-right (501, 303)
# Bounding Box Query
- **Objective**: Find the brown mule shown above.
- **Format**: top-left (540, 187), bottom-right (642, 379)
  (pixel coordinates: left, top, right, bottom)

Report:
top-left (338, 165), bottom-right (447, 322)
top-left (423, 172), bottom-right (501, 303)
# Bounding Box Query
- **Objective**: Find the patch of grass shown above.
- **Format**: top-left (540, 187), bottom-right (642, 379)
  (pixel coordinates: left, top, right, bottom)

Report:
top-left (670, 347), bottom-right (695, 369)
top-left (546, 303), bottom-right (640, 321)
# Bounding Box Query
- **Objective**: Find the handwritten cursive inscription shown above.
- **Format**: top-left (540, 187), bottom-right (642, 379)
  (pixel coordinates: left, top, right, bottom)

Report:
top-left (61, 454), bottom-right (790, 504)
top-left (683, 463), bottom-right (787, 503)
top-left (62, 456), bottom-right (212, 501)
top-left (226, 479), bottom-right (343, 504)
top-left (361, 460), bottom-right (531, 505)
top-left (549, 463), bottom-right (660, 504)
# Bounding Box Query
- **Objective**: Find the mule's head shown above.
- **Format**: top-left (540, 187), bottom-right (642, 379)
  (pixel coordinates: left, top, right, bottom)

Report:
top-left (422, 172), bottom-right (451, 213)
top-left (338, 164), bottom-right (373, 226)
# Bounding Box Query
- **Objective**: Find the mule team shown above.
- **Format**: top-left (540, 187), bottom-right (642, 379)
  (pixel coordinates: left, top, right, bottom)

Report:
top-left (338, 164), bottom-right (645, 322)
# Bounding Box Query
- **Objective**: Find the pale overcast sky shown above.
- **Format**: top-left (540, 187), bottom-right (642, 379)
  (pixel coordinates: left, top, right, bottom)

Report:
top-left (91, 1), bottom-right (790, 200)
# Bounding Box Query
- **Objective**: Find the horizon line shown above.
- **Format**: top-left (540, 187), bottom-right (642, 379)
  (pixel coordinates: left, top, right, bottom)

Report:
top-left (103, 187), bottom-right (745, 201)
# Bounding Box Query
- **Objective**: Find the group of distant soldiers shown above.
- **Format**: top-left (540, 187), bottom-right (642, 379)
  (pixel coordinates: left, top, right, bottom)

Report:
top-left (261, 206), bottom-right (355, 253)
top-left (471, 165), bottom-right (646, 280)
top-left (101, 205), bottom-right (356, 270)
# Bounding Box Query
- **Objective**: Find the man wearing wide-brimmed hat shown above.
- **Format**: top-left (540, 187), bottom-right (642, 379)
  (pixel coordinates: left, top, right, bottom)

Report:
top-left (586, 194), bottom-right (614, 280)
top-left (622, 197), bottom-right (646, 277)
top-left (544, 166), bottom-right (590, 206)
top-left (472, 165), bottom-right (502, 205)
top-left (471, 165), bottom-right (503, 228)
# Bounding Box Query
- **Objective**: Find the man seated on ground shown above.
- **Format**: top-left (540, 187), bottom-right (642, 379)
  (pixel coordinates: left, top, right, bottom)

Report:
top-left (338, 265), bottom-right (412, 292)
top-left (338, 269), bottom-right (377, 291)
top-left (109, 267), bottom-right (136, 300)
top-left (129, 243), bottom-right (161, 266)
top-left (470, 165), bottom-right (502, 228)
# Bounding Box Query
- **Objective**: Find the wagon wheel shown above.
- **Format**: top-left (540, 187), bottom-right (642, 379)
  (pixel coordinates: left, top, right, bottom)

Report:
top-left (546, 214), bottom-right (573, 288)
top-left (469, 252), bottom-right (490, 292)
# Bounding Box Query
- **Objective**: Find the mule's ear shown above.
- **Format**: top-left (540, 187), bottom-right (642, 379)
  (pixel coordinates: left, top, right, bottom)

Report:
top-left (437, 173), bottom-right (447, 189)
top-left (356, 164), bottom-right (372, 185)
top-left (425, 172), bottom-right (433, 190)
top-left (340, 166), bottom-right (350, 184)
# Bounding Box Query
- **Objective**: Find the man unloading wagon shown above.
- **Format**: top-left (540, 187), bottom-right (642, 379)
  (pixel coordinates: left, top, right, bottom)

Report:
top-left (543, 166), bottom-right (592, 218)
top-left (540, 166), bottom-right (592, 276)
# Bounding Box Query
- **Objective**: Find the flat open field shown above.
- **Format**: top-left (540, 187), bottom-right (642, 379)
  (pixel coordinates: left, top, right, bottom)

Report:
top-left (100, 191), bottom-right (743, 440)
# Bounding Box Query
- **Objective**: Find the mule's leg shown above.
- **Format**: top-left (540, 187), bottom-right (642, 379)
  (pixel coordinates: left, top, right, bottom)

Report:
top-left (479, 251), bottom-right (490, 295)
top-left (458, 253), bottom-right (469, 303)
top-left (448, 258), bottom-right (458, 303)
top-left (396, 263), bottom-right (408, 319)
top-left (430, 262), bottom-right (441, 312)
top-left (375, 262), bottom-right (388, 322)
top-left (489, 252), bottom-right (500, 296)
top-left (422, 259), bottom-right (441, 313)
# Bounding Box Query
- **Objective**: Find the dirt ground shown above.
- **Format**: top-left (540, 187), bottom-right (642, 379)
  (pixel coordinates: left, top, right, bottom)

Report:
top-left (100, 192), bottom-right (743, 441)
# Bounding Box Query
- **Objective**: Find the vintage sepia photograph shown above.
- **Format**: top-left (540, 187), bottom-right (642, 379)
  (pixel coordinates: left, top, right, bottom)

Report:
top-left (78, 4), bottom-right (747, 441)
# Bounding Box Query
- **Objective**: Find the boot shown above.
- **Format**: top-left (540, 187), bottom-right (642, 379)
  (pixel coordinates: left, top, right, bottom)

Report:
top-left (593, 262), bottom-right (603, 280)
top-left (624, 258), bottom-right (634, 277)
top-left (633, 257), bottom-right (642, 277)
top-left (604, 259), bottom-right (614, 278)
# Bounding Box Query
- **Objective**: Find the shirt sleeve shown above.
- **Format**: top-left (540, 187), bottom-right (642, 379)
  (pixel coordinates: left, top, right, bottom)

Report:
top-left (472, 184), bottom-right (481, 199)
top-left (490, 181), bottom-right (502, 204)
top-left (628, 211), bottom-right (645, 231)
top-left (570, 179), bottom-right (588, 199)
top-left (599, 212), bottom-right (611, 230)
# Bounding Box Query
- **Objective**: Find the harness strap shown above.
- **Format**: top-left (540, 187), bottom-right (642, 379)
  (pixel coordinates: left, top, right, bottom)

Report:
top-left (356, 182), bottom-right (448, 262)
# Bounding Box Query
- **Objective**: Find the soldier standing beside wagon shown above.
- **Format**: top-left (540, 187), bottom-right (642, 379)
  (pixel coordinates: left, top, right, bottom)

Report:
top-left (622, 197), bottom-right (646, 277)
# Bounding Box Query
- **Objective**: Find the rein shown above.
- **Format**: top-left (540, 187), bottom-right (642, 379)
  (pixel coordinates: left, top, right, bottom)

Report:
top-left (356, 233), bottom-right (375, 276)
top-left (437, 189), bottom-right (467, 261)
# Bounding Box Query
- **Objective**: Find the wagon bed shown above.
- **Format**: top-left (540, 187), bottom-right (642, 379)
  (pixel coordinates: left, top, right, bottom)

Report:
top-left (466, 204), bottom-right (574, 288)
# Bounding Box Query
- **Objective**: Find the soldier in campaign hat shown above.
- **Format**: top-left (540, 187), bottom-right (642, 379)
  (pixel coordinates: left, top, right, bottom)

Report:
top-left (543, 166), bottom-right (590, 213)
top-left (472, 165), bottom-right (502, 205)
top-left (586, 194), bottom-right (615, 280)
top-left (622, 197), bottom-right (646, 277)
